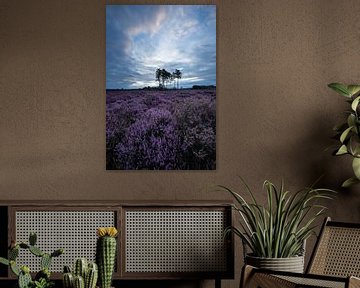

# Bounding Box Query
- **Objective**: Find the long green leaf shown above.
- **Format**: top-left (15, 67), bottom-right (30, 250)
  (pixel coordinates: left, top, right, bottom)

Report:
top-left (351, 96), bottom-right (360, 111)
top-left (340, 126), bottom-right (353, 143)
top-left (328, 83), bottom-right (351, 97)
top-left (342, 177), bottom-right (360, 187)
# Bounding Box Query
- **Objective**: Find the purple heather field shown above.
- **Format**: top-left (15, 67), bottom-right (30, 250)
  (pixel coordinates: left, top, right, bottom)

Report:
top-left (106, 89), bottom-right (216, 170)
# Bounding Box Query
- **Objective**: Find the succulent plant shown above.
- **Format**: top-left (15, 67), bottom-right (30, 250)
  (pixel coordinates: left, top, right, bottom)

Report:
top-left (0, 232), bottom-right (63, 288)
top-left (62, 259), bottom-right (98, 288)
top-left (74, 258), bottom-right (88, 280)
top-left (96, 227), bottom-right (118, 288)
top-left (85, 262), bottom-right (98, 288)
top-left (74, 275), bottom-right (85, 288)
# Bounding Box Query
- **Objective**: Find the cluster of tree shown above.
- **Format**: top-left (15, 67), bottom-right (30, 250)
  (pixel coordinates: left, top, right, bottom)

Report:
top-left (156, 68), bottom-right (182, 89)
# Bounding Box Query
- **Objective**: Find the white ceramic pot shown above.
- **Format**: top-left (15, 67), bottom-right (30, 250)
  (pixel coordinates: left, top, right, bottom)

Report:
top-left (245, 254), bottom-right (305, 273)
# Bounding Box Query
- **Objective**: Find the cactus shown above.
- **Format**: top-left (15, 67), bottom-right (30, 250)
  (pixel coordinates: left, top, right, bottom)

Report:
top-left (63, 272), bottom-right (74, 288)
top-left (74, 258), bottom-right (88, 279)
top-left (85, 263), bottom-right (98, 288)
top-left (96, 227), bottom-right (118, 288)
top-left (0, 232), bottom-right (63, 288)
top-left (29, 245), bottom-right (44, 257)
top-left (10, 260), bottom-right (20, 276)
top-left (35, 268), bottom-right (51, 282)
top-left (41, 253), bottom-right (52, 269)
top-left (9, 246), bottom-right (19, 260)
top-left (63, 260), bottom-right (98, 288)
top-left (74, 275), bottom-right (85, 288)
top-left (18, 270), bottom-right (32, 288)
top-left (51, 248), bottom-right (64, 257)
top-left (64, 265), bottom-right (72, 273)
top-left (19, 243), bottom-right (30, 249)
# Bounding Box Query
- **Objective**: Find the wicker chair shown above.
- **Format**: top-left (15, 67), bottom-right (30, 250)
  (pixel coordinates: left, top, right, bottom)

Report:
top-left (241, 217), bottom-right (360, 288)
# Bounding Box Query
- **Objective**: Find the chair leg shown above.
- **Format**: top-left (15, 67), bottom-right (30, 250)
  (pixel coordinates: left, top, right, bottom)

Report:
top-left (215, 278), bottom-right (221, 288)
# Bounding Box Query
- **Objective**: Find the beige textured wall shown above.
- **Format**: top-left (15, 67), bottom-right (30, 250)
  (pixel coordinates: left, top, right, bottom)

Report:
top-left (1, 0), bottom-right (360, 287)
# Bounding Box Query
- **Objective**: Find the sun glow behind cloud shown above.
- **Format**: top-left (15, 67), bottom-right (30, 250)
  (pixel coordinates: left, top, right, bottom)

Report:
top-left (106, 5), bottom-right (216, 89)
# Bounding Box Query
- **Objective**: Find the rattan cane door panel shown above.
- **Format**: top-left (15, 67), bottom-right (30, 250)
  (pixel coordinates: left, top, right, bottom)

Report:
top-left (123, 207), bottom-right (232, 278)
top-left (13, 209), bottom-right (116, 273)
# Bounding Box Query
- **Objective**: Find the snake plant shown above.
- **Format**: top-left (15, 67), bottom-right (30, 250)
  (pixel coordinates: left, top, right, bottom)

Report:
top-left (328, 83), bottom-right (360, 187)
top-left (220, 178), bottom-right (335, 258)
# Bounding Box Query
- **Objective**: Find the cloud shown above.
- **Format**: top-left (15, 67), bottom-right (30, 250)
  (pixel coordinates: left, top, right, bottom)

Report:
top-left (127, 6), bottom-right (167, 37)
top-left (106, 5), bottom-right (216, 89)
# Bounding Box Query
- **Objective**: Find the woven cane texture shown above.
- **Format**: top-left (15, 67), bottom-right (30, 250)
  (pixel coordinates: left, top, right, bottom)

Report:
top-left (125, 210), bottom-right (227, 272)
top-left (277, 275), bottom-right (345, 288)
top-left (246, 273), bottom-right (296, 288)
top-left (309, 226), bottom-right (360, 277)
top-left (15, 211), bottom-right (115, 272)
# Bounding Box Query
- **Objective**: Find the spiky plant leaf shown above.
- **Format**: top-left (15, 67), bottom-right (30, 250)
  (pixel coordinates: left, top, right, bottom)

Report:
top-left (328, 83), bottom-right (351, 97)
top-left (219, 179), bottom-right (335, 258)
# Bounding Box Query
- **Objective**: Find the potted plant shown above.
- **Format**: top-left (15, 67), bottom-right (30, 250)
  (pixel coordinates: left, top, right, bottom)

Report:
top-left (328, 82), bottom-right (360, 187)
top-left (62, 258), bottom-right (98, 288)
top-left (0, 232), bottom-right (63, 288)
top-left (219, 178), bottom-right (334, 273)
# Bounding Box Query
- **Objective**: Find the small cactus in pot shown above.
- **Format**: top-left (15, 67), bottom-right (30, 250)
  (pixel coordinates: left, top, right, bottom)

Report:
top-left (62, 259), bottom-right (98, 288)
top-left (96, 227), bottom-right (118, 288)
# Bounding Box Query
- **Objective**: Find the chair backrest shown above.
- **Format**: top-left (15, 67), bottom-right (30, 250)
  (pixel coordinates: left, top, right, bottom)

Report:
top-left (307, 217), bottom-right (360, 277)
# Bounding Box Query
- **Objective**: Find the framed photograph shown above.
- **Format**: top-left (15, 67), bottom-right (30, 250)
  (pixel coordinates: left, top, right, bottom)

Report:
top-left (106, 5), bottom-right (216, 170)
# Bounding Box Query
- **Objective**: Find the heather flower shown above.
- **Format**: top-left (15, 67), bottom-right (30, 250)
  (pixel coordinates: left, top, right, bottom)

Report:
top-left (106, 89), bottom-right (216, 170)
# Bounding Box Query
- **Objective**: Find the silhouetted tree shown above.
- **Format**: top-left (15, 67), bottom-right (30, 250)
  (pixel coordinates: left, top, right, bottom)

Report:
top-left (174, 69), bottom-right (182, 89)
top-left (155, 68), bottom-right (162, 88)
top-left (155, 68), bottom-right (182, 89)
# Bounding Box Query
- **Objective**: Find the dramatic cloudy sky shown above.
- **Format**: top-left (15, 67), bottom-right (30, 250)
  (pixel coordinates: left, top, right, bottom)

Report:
top-left (106, 5), bottom-right (216, 89)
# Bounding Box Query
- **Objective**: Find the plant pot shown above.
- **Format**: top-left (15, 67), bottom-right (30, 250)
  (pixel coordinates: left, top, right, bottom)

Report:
top-left (245, 254), bottom-right (304, 273)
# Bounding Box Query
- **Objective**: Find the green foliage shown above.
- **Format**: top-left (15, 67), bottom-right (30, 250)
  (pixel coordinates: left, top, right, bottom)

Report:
top-left (9, 247), bottom-right (19, 260)
top-left (85, 263), bottom-right (98, 288)
top-left (62, 259), bottom-right (98, 288)
top-left (29, 246), bottom-right (44, 257)
top-left (62, 272), bottom-right (74, 288)
top-left (32, 278), bottom-right (54, 288)
top-left (40, 254), bottom-right (52, 270)
top-left (0, 257), bottom-right (9, 266)
top-left (329, 82), bottom-right (360, 187)
top-left (220, 178), bottom-right (335, 258)
top-left (96, 236), bottom-right (117, 288)
top-left (0, 232), bottom-right (63, 288)
top-left (19, 270), bottom-right (32, 288)
top-left (29, 232), bottom-right (37, 246)
top-left (74, 275), bottom-right (85, 288)
top-left (74, 258), bottom-right (87, 279)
